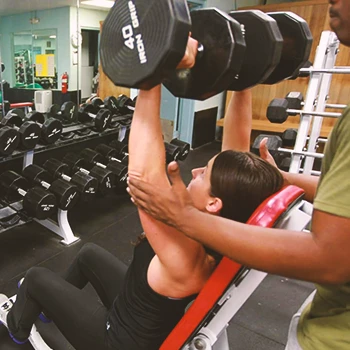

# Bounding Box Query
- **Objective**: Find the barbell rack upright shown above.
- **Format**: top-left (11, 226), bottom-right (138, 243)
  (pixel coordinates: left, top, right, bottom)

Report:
top-left (289, 31), bottom-right (340, 174)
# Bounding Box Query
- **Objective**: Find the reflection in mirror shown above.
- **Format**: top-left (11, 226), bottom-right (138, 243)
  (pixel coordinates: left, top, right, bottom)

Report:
top-left (0, 34), bottom-right (4, 114)
top-left (13, 29), bottom-right (58, 89)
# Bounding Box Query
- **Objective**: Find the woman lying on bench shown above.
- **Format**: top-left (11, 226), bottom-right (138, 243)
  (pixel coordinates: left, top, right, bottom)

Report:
top-left (0, 39), bottom-right (283, 350)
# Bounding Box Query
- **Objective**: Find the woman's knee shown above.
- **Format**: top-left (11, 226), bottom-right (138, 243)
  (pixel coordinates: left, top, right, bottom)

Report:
top-left (77, 243), bottom-right (104, 265)
top-left (24, 267), bottom-right (53, 291)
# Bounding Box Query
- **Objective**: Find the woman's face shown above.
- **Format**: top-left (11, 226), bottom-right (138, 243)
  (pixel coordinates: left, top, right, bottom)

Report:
top-left (187, 156), bottom-right (217, 211)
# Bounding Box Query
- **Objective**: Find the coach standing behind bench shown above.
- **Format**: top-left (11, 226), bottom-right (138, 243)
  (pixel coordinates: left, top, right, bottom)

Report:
top-left (128, 1), bottom-right (350, 349)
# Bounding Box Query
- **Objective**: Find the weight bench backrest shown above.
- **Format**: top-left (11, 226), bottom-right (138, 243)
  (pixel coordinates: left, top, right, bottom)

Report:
top-left (160, 185), bottom-right (305, 350)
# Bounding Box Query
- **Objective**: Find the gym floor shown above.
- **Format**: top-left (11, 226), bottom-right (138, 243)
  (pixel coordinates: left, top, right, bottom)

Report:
top-left (0, 141), bottom-right (314, 350)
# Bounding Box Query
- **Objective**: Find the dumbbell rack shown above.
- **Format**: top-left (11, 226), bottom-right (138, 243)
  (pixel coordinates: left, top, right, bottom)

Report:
top-left (0, 118), bottom-right (130, 245)
top-left (289, 31), bottom-right (349, 174)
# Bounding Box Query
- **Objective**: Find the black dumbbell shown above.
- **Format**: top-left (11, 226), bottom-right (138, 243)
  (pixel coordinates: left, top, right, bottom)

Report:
top-left (251, 134), bottom-right (283, 162)
top-left (47, 101), bottom-right (78, 124)
top-left (251, 134), bottom-right (324, 170)
top-left (164, 142), bottom-right (182, 164)
top-left (115, 95), bottom-right (135, 114)
top-left (109, 138), bottom-right (189, 164)
top-left (101, 5), bottom-right (246, 100)
top-left (78, 104), bottom-right (111, 132)
top-left (80, 148), bottom-right (128, 186)
top-left (109, 140), bottom-right (129, 165)
top-left (279, 156), bottom-right (292, 172)
top-left (95, 144), bottom-right (128, 165)
top-left (23, 111), bottom-right (63, 145)
top-left (0, 125), bottom-right (20, 156)
top-left (22, 164), bottom-right (79, 211)
top-left (43, 158), bottom-right (98, 202)
top-left (169, 139), bottom-right (190, 161)
top-left (101, 4), bottom-right (312, 99)
top-left (281, 128), bottom-right (298, 147)
top-left (90, 96), bottom-right (119, 115)
top-left (95, 144), bottom-right (127, 161)
top-left (1, 110), bottom-right (41, 149)
top-left (0, 170), bottom-right (56, 220)
top-left (62, 153), bottom-right (114, 195)
top-left (94, 144), bottom-right (129, 184)
top-left (267, 98), bottom-right (343, 124)
top-left (164, 140), bottom-right (190, 163)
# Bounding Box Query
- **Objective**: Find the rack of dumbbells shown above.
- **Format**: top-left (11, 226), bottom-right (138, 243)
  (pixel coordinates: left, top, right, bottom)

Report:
top-left (0, 93), bottom-right (191, 244)
top-left (0, 95), bottom-right (135, 244)
top-left (255, 31), bottom-right (350, 175)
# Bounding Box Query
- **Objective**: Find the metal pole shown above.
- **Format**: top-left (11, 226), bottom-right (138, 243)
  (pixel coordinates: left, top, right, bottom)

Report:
top-left (288, 109), bottom-right (341, 118)
top-left (0, 34), bottom-right (5, 118)
top-left (77, 0), bottom-right (80, 107)
top-left (279, 147), bottom-right (324, 159)
top-left (300, 68), bottom-right (350, 74)
top-left (303, 33), bottom-right (340, 174)
top-left (289, 31), bottom-right (336, 173)
top-left (325, 103), bottom-right (347, 109)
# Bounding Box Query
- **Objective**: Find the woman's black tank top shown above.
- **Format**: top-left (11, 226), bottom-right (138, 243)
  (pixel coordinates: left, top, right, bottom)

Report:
top-left (106, 239), bottom-right (196, 349)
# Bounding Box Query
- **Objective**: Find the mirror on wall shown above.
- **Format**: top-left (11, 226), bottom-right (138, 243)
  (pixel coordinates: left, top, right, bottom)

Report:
top-left (0, 1), bottom-right (112, 108)
top-left (13, 29), bottom-right (58, 89)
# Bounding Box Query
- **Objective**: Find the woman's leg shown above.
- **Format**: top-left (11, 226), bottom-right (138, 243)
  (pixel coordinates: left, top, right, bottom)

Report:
top-left (63, 242), bottom-right (128, 308)
top-left (7, 266), bottom-right (110, 350)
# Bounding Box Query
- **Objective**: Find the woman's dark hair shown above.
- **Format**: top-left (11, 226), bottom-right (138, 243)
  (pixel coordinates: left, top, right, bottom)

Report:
top-left (210, 150), bottom-right (284, 223)
top-left (204, 150), bottom-right (283, 266)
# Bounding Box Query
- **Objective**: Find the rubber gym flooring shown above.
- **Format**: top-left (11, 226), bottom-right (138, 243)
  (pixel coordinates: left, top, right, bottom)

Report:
top-left (0, 141), bottom-right (314, 350)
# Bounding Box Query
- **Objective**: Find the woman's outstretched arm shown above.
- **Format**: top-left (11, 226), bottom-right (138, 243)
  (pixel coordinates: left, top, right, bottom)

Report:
top-left (222, 89), bottom-right (252, 152)
top-left (128, 38), bottom-right (214, 297)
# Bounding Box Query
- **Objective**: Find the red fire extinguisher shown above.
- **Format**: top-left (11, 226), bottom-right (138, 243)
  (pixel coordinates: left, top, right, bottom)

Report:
top-left (61, 72), bottom-right (68, 94)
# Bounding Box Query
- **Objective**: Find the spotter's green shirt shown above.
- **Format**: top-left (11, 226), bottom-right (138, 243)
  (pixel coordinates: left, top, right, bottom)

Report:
top-left (297, 105), bottom-right (350, 350)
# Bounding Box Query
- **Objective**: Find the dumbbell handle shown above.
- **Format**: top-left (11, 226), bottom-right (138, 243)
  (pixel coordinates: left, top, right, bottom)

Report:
top-left (287, 109), bottom-right (342, 118)
top-left (124, 105), bottom-right (135, 112)
top-left (38, 180), bottom-right (51, 190)
top-left (61, 173), bottom-right (72, 182)
top-left (93, 161), bottom-right (108, 169)
top-left (76, 167), bottom-right (90, 176)
top-left (107, 156), bottom-right (122, 164)
top-left (17, 188), bottom-right (28, 197)
top-left (87, 112), bottom-right (97, 118)
top-left (114, 147), bottom-right (129, 156)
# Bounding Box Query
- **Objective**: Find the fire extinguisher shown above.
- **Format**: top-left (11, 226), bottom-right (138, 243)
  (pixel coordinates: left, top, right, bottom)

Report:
top-left (61, 72), bottom-right (68, 94)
